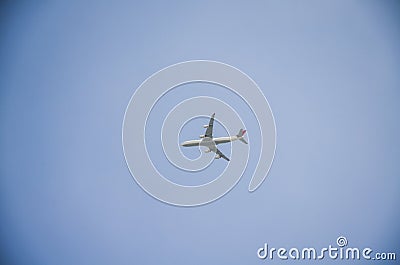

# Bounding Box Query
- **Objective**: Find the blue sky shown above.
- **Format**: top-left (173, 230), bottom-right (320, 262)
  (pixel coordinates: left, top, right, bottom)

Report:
top-left (1, 1), bottom-right (399, 264)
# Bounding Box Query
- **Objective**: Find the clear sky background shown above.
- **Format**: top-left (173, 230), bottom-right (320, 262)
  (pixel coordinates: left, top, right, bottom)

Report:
top-left (1, 1), bottom-right (399, 264)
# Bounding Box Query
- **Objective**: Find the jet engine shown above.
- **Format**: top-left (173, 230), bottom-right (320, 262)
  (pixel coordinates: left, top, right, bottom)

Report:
top-left (203, 125), bottom-right (209, 128)
top-left (215, 154), bottom-right (221, 159)
top-left (199, 135), bottom-right (205, 138)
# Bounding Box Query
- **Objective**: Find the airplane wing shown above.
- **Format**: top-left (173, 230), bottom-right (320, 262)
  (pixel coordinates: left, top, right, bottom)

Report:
top-left (204, 113), bottom-right (215, 138)
top-left (216, 149), bottom-right (230, 161)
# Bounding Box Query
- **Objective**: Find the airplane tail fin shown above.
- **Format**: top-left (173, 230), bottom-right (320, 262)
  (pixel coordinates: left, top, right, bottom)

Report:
top-left (237, 129), bottom-right (248, 144)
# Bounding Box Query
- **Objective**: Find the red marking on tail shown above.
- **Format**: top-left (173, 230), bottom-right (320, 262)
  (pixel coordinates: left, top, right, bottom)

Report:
top-left (242, 130), bottom-right (246, 136)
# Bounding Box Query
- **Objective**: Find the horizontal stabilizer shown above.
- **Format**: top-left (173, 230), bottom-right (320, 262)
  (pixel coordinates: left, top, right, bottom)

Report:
top-left (239, 138), bottom-right (248, 144)
top-left (237, 129), bottom-right (248, 144)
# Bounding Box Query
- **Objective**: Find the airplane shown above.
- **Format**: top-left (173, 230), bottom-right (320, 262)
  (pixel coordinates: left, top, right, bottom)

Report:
top-left (180, 113), bottom-right (248, 161)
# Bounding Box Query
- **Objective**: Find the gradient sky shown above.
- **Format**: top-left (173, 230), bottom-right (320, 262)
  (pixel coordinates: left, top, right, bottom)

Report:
top-left (1, 1), bottom-right (399, 264)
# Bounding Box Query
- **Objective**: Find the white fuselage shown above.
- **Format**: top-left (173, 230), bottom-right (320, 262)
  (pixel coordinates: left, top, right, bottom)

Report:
top-left (181, 135), bottom-right (241, 151)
